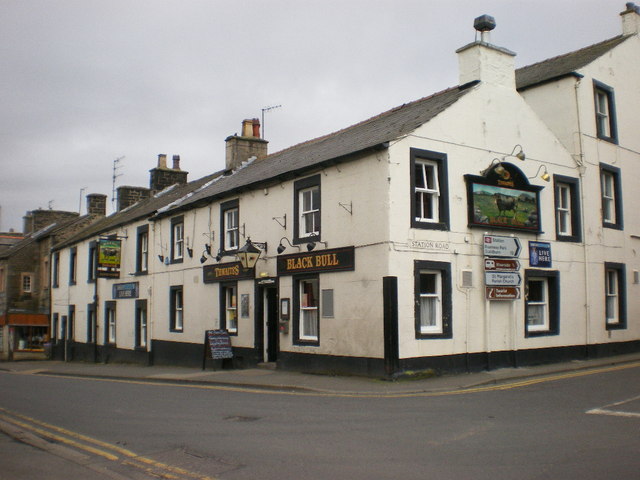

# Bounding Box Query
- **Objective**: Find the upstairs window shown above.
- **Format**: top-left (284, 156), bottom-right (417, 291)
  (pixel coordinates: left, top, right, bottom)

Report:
top-left (21, 273), bottom-right (33, 294)
top-left (600, 164), bottom-right (623, 230)
top-left (593, 80), bottom-right (618, 143)
top-left (553, 175), bottom-right (582, 242)
top-left (293, 175), bottom-right (321, 244)
top-left (136, 225), bottom-right (149, 274)
top-left (87, 242), bottom-right (97, 283)
top-left (69, 247), bottom-right (77, 285)
top-left (171, 216), bottom-right (184, 263)
top-left (410, 148), bottom-right (449, 230)
top-left (220, 199), bottom-right (240, 252)
top-left (52, 252), bottom-right (60, 288)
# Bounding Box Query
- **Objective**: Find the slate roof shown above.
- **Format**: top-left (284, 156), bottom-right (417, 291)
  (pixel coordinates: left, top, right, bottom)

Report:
top-left (152, 82), bottom-right (477, 219)
top-left (54, 171), bottom-right (223, 250)
top-left (516, 35), bottom-right (631, 90)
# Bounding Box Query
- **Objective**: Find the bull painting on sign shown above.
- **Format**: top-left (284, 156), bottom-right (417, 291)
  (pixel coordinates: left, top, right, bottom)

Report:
top-left (465, 162), bottom-right (543, 233)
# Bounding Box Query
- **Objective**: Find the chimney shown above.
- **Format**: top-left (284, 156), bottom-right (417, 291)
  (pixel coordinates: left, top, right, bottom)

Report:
top-left (621, 2), bottom-right (640, 35)
top-left (22, 209), bottom-right (79, 234)
top-left (149, 153), bottom-right (188, 193)
top-left (86, 193), bottom-right (107, 217)
top-left (456, 15), bottom-right (516, 88)
top-left (117, 186), bottom-right (151, 211)
top-left (225, 119), bottom-right (269, 171)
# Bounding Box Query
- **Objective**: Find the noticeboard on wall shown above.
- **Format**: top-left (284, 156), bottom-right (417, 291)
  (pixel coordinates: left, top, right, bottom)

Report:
top-left (465, 162), bottom-right (544, 233)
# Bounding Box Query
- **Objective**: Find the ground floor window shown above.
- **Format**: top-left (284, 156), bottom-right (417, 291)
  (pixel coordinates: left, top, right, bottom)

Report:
top-left (52, 313), bottom-right (58, 342)
top-left (135, 299), bottom-right (148, 349)
top-left (605, 262), bottom-right (626, 330)
top-left (105, 301), bottom-right (116, 344)
top-left (294, 276), bottom-right (320, 344)
top-left (170, 286), bottom-right (184, 332)
top-left (220, 283), bottom-right (238, 334)
top-left (68, 305), bottom-right (75, 341)
top-left (525, 270), bottom-right (559, 336)
top-left (414, 260), bottom-right (452, 338)
top-left (86, 304), bottom-right (96, 343)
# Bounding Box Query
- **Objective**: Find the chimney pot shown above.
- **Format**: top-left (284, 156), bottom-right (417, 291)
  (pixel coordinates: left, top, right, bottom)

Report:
top-left (242, 119), bottom-right (254, 137)
top-left (158, 154), bottom-right (167, 168)
top-left (172, 155), bottom-right (181, 170)
top-left (252, 119), bottom-right (261, 138)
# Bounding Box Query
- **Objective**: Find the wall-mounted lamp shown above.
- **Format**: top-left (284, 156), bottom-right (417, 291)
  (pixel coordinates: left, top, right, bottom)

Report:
top-left (157, 255), bottom-right (165, 263)
top-left (509, 144), bottom-right (526, 161)
top-left (187, 247), bottom-right (193, 258)
top-left (528, 165), bottom-right (551, 182)
top-left (236, 238), bottom-right (267, 269)
top-left (277, 237), bottom-right (300, 254)
top-left (200, 251), bottom-right (208, 264)
top-left (482, 158), bottom-right (509, 179)
top-left (204, 243), bottom-right (211, 255)
top-left (306, 240), bottom-right (328, 251)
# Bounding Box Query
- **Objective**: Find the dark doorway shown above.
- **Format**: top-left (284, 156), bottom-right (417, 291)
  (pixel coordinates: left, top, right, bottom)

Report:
top-left (265, 287), bottom-right (279, 362)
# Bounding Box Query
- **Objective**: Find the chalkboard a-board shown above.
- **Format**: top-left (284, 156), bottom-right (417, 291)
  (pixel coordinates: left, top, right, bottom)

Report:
top-left (202, 330), bottom-right (233, 369)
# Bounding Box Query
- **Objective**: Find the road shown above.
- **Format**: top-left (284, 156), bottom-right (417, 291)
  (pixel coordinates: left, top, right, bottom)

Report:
top-left (1, 364), bottom-right (639, 479)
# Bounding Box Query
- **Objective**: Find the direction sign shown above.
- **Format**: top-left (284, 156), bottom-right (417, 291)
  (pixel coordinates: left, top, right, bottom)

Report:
top-left (483, 235), bottom-right (521, 258)
top-left (484, 258), bottom-right (520, 271)
top-left (486, 286), bottom-right (521, 300)
top-left (485, 271), bottom-right (522, 286)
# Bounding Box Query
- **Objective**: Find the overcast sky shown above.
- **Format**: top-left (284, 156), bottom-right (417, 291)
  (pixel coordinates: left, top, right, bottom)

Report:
top-left (0, 0), bottom-right (625, 232)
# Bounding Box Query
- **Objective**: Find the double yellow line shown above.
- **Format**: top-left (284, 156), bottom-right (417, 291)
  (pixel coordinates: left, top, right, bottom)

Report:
top-left (0, 406), bottom-right (217, 480)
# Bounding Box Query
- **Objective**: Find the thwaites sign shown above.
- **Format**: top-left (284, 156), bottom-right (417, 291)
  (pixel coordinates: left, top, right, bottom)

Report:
top-left (203, 262), bottom-right (254, 284)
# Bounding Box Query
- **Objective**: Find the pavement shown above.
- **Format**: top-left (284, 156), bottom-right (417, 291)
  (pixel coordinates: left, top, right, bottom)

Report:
top-left (2, 352), bottom-right (640, 395)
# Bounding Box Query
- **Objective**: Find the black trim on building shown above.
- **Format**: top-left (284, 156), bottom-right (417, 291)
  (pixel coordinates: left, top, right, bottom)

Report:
top-left (410, 148), bottom-right (450, 231)
top-left (414, 260), bottom-right (452, 339)
top-left (599, 163), bottom-right (624, 230)
top-left (553, 174), bottom-right (582, 242)
top-left (293, 174), bottom-right (321, 245)
top-left (383, 276), bottom-right (399, 377)
top-left (605, 262), bottom-right (627, 330)
top-left (524, 269), bottom-right (560, 337)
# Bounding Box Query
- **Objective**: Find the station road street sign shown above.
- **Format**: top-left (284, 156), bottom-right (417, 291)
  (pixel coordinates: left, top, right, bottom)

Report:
top-left (486, 286), bottom-right (521, 300)
top-left (485, 271), bottom-right (522, 286)
top-left (483, 235), bottom-right (521, 258)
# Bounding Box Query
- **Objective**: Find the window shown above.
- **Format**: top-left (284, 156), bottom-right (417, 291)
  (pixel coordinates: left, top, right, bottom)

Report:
top-left (605, 263), bottom-right (626, 330)
top-left (294, 276), bottom-right (320, 344)
top-left (135, 299), bottom-right (148, 349)
top-left (220, 199), bottom-right (240, 252)
top-left (87, 242), bottom-right (97, 282)
top-left (293, 175), bottom-right (321, 244)
top-left (68, 305), bottom-right (75, 341)
top-left (86, 303), bottom-right (96, 343)
top-left (170, 286), bottom-right (184, 332)
top-left (600, 164), bottom-right (623, 230)
top-left (414, 260), bottom-right (452, 338)
top-left (0, 267), bottom-right (5, 292)
top-left (69, 247), bottom-right (77, 285)
top-left (136, 225), bottom-right (149, 274)
top-left (105, 301), bottom-right (116, 344)
top-left (410, 148), bottom-right (449, 230)
top-left (21, 273), bottom-right (33, 294)
top-left (52, 313), bottom-right (58, 342)
top-left (220, 283), bottom-right (238, 334)
top-left (171, 216), bottom-right (184, 263)
top-left (52, 252), bottom-right (60, 288)
top-left (553, 175), bottom-right (581, 242)
top-left (593, 80), bottom-right (618, 143)
top-left (525, 270), bottom-right (560, 337)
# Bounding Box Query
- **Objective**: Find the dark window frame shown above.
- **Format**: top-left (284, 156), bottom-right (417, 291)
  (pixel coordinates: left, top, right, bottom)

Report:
top-left (593, 80), bottom-right (618, 144)
top-left (136, 224), bottom-right (149, 275)
top-left (410, 148), bottom-right (450, 231)
top-left (68, 247), bottom-right (77, 285)
top-left (553, 175), bottom-right (582, 242)
top-left (52, 312), bottom-right (59, 342)
top-left (292, 274), bottom-right (321, 346)
top-left (599, 163), bottom-right (624, 230)
top-left (67, 305), bottom-right (75, 341)
top-left (169, 285), bottom-right (184, 332)
top-left (605, 262), bottom-right (627, 330)
top-left (87, 241), bottom-right (97, 283)
top-left (293, 175), bottom-right (321, 245)
top-left (524, 269), bottom-right (560, 337)
top-left (52, 252), bottom-right (60, 288)
top-left (86, 303), bottom-right (96, 343)
top-left (414, 260), bottom-right (452, 339)
top-left (219, 199), bottom-right (240, 255)
top-left (219, 281), bottom-right (239, 336)
top-left (104, 301), bottom-right (116, 345)
top-left (170, 216), bottom-right (185, 264)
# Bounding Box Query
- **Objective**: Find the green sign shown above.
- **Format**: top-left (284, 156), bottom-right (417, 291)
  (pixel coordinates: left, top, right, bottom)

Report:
top-left (97, 239), bottom-right (121, 278)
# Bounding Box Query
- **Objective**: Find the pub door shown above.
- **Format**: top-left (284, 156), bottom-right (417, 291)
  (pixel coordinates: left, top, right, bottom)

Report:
top-left (263, 286), bottom-right (279, 363)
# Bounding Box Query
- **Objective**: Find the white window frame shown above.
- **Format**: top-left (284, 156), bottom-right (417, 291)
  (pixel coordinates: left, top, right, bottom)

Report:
top-left (224, 208), bottom-right (239, 251)
top-left (601, 170), bottom-right (616, 224)
top-left (140, 231), bottom-right (149, 272)
top-left (299, 278), bottom-right (319, 341)
top-left (172, 287), bottom-right (184, 331)
top-left (418, 270), bottom-right (442, 334)
top-left (225, 285), bottom-right (238, 333)
top-left (107, 306), bottom-right (116, 343)
top-left (605, 268), bottom-right (619, 325)
top-left (139, 308), bottom-right (147, 348)
top-left (299, 186), bottom-right (320, 238)
top-left (414, 159), bottom-right (440, 223)
top-left (595, 89), bottom-right (611, 138)
top-left (526, 278), bottom-right (550, 332)
top-left (556, 183), bottom-right (572, 236)
top-left (21, 274), bottom-right (33, 294)
top-left (173, 221), bottom-right (184, 260)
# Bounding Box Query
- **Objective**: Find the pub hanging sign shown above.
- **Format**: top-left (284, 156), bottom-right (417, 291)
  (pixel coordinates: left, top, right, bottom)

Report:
top-left (277, 246), bottom-right (355, 276)
top-left (97, 238), bottom-right (122, 278)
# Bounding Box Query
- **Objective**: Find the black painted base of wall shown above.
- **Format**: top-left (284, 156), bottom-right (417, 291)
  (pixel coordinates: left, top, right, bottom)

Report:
top-left (278, 351), bottom-right (386, 377)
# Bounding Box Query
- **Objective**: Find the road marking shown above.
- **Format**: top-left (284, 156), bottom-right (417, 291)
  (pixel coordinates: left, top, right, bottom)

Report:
top-left (0, 407), bottom-right (219, 480)
top-left (22, 360), bottom-right (640, 399)
top-left (586, 394), bottom-right (640, 419)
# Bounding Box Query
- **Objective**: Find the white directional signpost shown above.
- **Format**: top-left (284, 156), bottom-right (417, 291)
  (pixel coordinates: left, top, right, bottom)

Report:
top-left (484, 235), bottom-right (522, 301)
